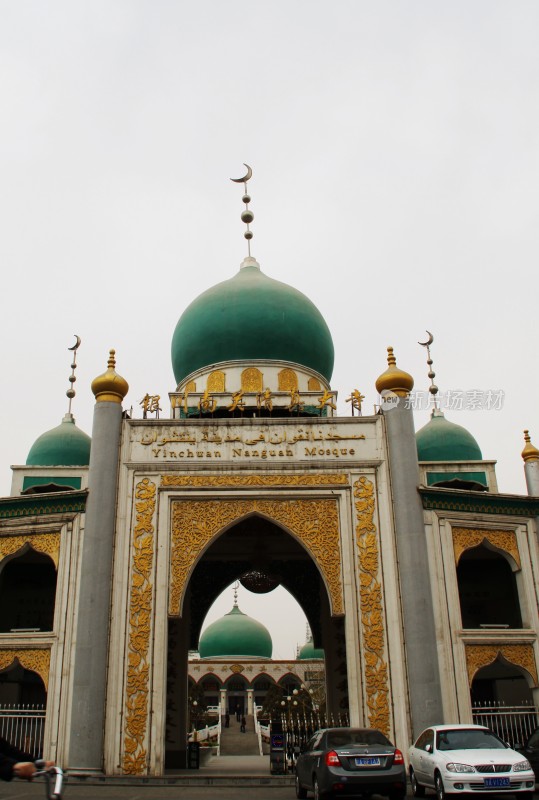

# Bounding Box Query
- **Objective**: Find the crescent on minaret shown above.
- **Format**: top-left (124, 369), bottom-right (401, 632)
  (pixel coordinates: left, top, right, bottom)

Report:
top-left (230, 163), bottom-right (253, 183)
top-left (418, 330), bottom-right (434, 347)
top-left (68, 335), bottom-right (82, 351)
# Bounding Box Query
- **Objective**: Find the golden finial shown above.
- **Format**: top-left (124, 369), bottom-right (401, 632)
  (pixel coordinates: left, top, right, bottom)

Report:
top-left (66, 334), bottom-right (81, 414)
top-left (91, 348), bottom-right (129, 404)
top-left (418, 330), bottom-right (439, 408)
top-left (230, 163), bottom-right (254, 257)
top-left (522, 430), bottom-right (539, 463)
top-left (375, 346), bottom-right (414, 398)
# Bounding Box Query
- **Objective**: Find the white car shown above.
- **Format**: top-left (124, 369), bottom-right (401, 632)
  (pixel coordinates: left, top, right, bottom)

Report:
top-left (408, 724), bottom-right (535, 800)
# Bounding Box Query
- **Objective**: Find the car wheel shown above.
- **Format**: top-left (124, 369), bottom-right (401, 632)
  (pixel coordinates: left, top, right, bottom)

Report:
top-left (295, 773), bottom-right (308, 799)
top-left (410, 768), bottom-right (426, 797)
top-left (313, 776), bottom-right (331, 800)
top-left (435, 772), bottom-right (446, 800)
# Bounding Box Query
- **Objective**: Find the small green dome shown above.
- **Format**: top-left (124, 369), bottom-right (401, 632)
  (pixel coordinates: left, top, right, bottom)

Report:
top-left (416, 410), bottom-right (482, 462)
top-left (26, 414), bottom-right (91, 466)
top-left (199, 604), bottom-right (273, 659)
top-left (171, 259), bottom-right (334, 385)
top-left (298, 637), bottom-right (324, 660)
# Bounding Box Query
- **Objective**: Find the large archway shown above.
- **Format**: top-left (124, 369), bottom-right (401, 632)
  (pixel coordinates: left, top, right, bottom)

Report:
top-left (164, 512), bottom-right (347, 769)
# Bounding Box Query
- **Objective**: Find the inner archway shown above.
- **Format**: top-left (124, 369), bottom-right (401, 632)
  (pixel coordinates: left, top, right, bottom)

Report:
top-left (165, 512), bottom-right (347, 769)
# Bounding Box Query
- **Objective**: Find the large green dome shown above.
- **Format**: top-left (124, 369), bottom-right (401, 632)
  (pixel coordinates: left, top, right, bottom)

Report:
top-left (198, 604), bottom-right (273, 659)
top-left (26, 414), bottom-right (91, 466)
top-left (416, 410), bottom-right (482, 462)
top-left (171, 259), bottom-right (334, 385)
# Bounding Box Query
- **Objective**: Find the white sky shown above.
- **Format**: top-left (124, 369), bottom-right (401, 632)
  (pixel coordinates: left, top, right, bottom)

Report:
top-left (1, 2), bottom-right (538, 658)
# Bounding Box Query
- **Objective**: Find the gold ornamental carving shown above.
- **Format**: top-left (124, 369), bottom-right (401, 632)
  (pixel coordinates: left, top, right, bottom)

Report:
top-left (207, 371), bottom-right (225, 392)
top-left (185, 381), bottom-right (196, 393)
top-left (354, 477), bottom-right (390, 736)
top-left (241, 368), bottom-right (263, 392)
top-left (465, 644), bottom-right (538, 687)
top-left (278, 369), bottom-right (298, 391)
top-left (453, 528), bottom-right (521, 569)
top-left (308, 378), bottom-right (322, 391)
top-left (0, 649), bottom-right (50, 691)
top-left (161, 474), bottom-right (348, 488)
top-left (122, 478), bottom-right (156, 775)
top-left (0, 533), bottom-right (60, 569)
top-left (170, 498), bottom-right (343, 616)
top-left (230, 664), bottom-right (245, 674)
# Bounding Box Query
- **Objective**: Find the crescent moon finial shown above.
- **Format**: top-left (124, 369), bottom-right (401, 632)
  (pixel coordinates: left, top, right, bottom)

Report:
top-left (418, 331), bottom-right (439, 408)
top-left (66, 335), bottom-right (81, 414)
top-left (418, 330), bottom-right (434, 347)
top-left (230, 163), bottom-right (252, 184)
top-left (68, 334), bottom-right (81, 351)
top-left (231, 163), bottom-right (255, 257)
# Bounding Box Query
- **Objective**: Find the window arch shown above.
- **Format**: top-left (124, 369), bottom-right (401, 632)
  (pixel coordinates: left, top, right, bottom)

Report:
top-left (457, 545), bottom-right (522, 629)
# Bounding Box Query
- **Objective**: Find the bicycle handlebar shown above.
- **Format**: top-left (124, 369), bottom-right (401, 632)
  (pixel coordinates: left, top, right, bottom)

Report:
top-left (34, 760), bottom-right (64, 800)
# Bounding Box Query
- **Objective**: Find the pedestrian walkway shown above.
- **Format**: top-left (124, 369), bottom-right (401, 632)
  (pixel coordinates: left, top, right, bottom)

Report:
top-left (219, 713), bottom-right (260, 755)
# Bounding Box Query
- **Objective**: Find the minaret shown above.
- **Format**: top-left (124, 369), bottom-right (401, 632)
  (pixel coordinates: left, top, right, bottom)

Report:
top-left (522, 430), bottom-right (539, 495)
top-left (68, 349), bottom-right (128, 772)
top-left (376, 346), bottom-right (443, 736)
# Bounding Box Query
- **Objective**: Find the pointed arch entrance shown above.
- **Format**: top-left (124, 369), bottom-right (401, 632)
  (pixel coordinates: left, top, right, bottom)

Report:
top-left (164, 502), bottom-right (347, 769)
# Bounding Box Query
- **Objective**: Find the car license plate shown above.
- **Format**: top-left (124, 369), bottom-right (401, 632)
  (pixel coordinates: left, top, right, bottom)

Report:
top-left (483, 777), bottom-right (510, 788)
top-left (355, 757), bottom-right (381, 766)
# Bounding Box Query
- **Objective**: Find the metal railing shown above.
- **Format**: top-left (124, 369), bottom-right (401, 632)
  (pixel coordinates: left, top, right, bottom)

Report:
top-left (472, 702), bottom-right (538, 747)
top-left (0, 704), bottom-right (45, 756)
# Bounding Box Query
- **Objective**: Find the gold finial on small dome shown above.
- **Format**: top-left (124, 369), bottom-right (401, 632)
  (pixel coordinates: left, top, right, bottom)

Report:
top-left (522, 430), bottom-right (539, 463)
top-left (375, 346), bottom-right (414, 398)
top-left (91, 348), bottom-right (129, 404)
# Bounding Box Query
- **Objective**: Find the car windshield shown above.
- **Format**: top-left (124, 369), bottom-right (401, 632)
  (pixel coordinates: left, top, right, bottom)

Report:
top-left (327, 730), bottom-right (391, 748)
top-left (436, 729), bottom-right (506, 751)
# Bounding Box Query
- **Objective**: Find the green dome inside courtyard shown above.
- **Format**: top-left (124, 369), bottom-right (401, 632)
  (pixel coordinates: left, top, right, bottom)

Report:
top-left (171, 259), bottom-right (334, 385)
top-left (298, 637), bottom-right (324, 660)
top-left (198, 604), bottom-right (273, 659)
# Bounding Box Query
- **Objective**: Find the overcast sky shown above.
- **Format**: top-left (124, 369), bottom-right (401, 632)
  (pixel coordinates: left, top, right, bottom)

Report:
top-left (1, 2), bottom-right (538, 659)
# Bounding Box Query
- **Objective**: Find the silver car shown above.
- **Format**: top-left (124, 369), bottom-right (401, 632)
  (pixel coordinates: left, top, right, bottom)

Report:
top-left (295, 727), bottom-right (407, 800)
top-left (408, 724), bottom-right (535, 800)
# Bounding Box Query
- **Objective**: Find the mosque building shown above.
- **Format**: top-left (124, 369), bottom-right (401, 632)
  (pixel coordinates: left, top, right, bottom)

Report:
top-left (1, 167), bottom-right (539, 776)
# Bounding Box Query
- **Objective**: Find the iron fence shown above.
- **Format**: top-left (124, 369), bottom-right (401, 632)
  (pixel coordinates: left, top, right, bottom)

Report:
top-left (472, 702), bottom-right (538, 747)
top-left (279, 710), bottom-right (350, 770)
top-left (0, 704), bottom-right (45, 756)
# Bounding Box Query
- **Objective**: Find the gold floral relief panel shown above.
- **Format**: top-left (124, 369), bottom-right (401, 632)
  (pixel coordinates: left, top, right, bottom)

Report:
top-left (161, 474), bottom-right (348, 488)
top-left (353, 476), bottom-right (390, 736)
top-left (465, 644), bottom-right (538, 687)
top-left (278, 368), bottom-right (298, 392)
top-left (122, 478), bottom-right (157, 776)
top-left (453, 528), bottom-right (521, 569)
top-left (0, 533), bottom-right (60, 569)
top-left (207, 371), bottom-right (225, 392)
top-left (0, 649), bottom-right (51, 691)
top-left (308, 378), bottom-right (322, 391)
top-left (241, 368), bottom-right (263, 392)
top-left (170, 497), bottom-right (343, 616)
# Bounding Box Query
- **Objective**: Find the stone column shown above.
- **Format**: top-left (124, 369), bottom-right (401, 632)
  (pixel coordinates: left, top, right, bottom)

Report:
top-left (247, 689), bottom-right (254, 715)
top-left (220, 688), bottom-right (227, 715)
top-left (376, 347), bottom-right (443, 737)
top-left (67, 350), bottom-right (128, 772)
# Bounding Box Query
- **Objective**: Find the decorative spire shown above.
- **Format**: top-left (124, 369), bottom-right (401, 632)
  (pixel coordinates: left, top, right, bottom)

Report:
top-left (418, 330), bottom-right (439, 409)
top-left (522, 430), bottom-right (539, 463)
top-left (66, 334), bottom-right (81, 415)
top-left (230, 163), bottom-right (254, 257)
top-left (375, 346), bottom-right (414, 398)
top-left (233, 580), bottom-right (239, 607)
top-left (91, 348), bottom-right (129, 404)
